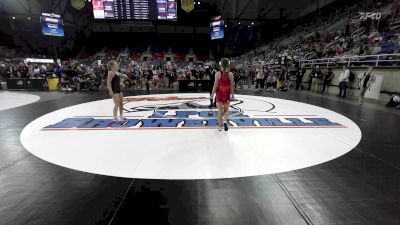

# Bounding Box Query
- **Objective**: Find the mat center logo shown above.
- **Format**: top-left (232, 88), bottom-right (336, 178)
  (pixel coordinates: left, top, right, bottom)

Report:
top-left (21, 94), bottom-right (361, 179)
top-left (43, 96), bottom-right (345, 130)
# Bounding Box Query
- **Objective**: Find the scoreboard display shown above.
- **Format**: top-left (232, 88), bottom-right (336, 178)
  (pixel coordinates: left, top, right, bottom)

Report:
top-left (92, 0), bottom-right (177, 20)
top-left (40, 13), bottom-right (64, 37)
top-left (210, 16), bottom-right (224, 40)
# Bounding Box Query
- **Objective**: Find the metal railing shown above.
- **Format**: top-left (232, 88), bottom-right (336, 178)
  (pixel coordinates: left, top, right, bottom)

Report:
top-left (299, 53), bottom-right (400, 68)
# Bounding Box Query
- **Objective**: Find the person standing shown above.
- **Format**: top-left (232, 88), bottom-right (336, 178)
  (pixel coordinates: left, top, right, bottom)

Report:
top-left (233, 68), bottom-right (239, 89)
top-left (296, 66), bottom-right (306, 90)
top-left (338, 65), bottom-right (350, 98)
top-left (146, 69), bottom-right (153, 91)
top-left (107, 60), bottom-right (126, 121)
top-left (243, 67), bottom-right (251, 89)
top-left (255, 67), bottom-right (265, 90)
top-left (310, 66), bottom-right (322, 93)
top-left (358, 66), bottom-right (374, 104)
top-left (322, 68), bottom-right (335, 93)
top-left (278, 66), bottom-right (288, 91)
top-left (210, 58), bottom-right (234, 131)
top-left (167, 68), bottom-right (174, 89)
top-left (237, 69), bottom-right (245, 89)
top-left (94, 63), bottom-right (104, 88)
top-left (348, 68), bottom-right (356, 96)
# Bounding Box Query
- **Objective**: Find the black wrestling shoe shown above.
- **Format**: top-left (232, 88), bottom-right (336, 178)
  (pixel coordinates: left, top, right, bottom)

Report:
top-left (223, 122), bottom-right (229, 131)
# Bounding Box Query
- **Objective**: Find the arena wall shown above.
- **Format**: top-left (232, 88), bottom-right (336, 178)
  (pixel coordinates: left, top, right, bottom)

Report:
top-left (303, 68), bottom-right (400, 103)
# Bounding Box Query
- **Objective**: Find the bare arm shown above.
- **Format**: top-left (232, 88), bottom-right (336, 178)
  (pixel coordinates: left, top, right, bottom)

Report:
top-left (107, 71), bottom-right (115, 95)
top-left (210, 72), bottom-right (221, 98)
top-left (229, 72), bottom-right (234, 95)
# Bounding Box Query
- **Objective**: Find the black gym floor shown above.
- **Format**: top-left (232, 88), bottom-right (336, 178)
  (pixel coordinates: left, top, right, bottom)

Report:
top-left (0, 89), bottom-right (399, 225)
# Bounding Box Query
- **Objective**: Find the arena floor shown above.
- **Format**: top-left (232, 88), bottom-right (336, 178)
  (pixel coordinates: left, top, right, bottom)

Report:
top-left (0, 89), bottom-right (399, 225)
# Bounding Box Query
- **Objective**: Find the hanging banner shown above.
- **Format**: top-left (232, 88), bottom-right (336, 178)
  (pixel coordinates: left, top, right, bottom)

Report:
top-left (71, 0), bottom-right (85, 10)
top-left (181, 0), bottom-right (194, 13)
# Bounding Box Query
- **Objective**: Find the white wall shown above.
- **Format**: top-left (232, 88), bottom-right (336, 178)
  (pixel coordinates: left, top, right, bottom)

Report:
top-left (303, 68), bottom-right (400, 103)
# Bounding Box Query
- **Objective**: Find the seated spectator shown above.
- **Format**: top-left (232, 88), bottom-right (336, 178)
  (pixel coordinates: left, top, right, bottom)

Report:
top-left (335, 45), bottom-right (344, 56)
top-left (119, 73), bottom-right (133, 89)
top-left (371, 41), bottom-right (382, 54)
top-left (152, 73), bottom-right (160, 89)
top-left (79, 73), bottom-right (98, 91)
top-left (386, 94), bottom-right (400, 109)
top-left (184, 70), bottom-right (192, 80)
top-left (362, 44), bottom-right (370, 55)
top-left (202, 73), bottom-right (210, 80)
top-left (368, 30), bottom-right (381, 43)
top-left (266, 72), bottom-right (277, 91)
top-left (60, 74), bottom-right (73, 91)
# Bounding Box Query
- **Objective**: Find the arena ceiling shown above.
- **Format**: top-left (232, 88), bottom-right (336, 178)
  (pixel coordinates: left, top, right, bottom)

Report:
top-left (0, 0), bottom-right (339, 56)
top-left (0, 0), bottom-right (337, 25)
top-left (0, 0), bottom-right (90, 28)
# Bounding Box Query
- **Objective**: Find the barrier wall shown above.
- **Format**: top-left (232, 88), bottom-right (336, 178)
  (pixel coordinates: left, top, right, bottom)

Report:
top-left (303, 68), bottom-right (400, 103)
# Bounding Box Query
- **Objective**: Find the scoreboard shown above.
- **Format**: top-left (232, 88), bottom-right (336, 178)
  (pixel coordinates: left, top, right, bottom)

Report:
top-left (92, 0), bottom-right (177, 20)
top-left (210, 16), bottom-right (224, 40)
top-left (40, 13), bottom-right (64, 37)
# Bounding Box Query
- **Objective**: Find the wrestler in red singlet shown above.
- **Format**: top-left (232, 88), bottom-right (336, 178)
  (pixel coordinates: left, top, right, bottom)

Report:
top-left (210, 58), bottom-right (234, 131)
top-left (216, 71), bottom-right (231, 104)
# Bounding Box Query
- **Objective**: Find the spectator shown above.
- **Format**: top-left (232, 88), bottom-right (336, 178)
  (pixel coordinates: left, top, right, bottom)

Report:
top-left (146, 70), bottom-right (153, 91)
top-left (338, 65), bottom-right (350, 98)
top-left (278, 66), bottom-right (288, 92)
top-left (236, 69), bottom-right (245, 90)
top-left (120, 73), bottom-right (133, 89)
top-left (386, 94), bottom-right (400, 109)
top-left (79, 73), bottom-right (98, 91)
top-left (255, 67), bottom-right (265, 90)
top-left (371, 41), bottom-right (382, 54)
top-left (322, 68), bottom-right (335, 93)
top-left (33, 65), bottom-right (40, 77)
top-left (295, 66), bottom-right (306, 90)
top-left (266, 71), bottom-right (277, 91)
top-left (166, 69), bottom-right (174, 88)
top-left (309, 65), bottom-right (322, 93)
top-left (60, 73), bottom-right (73, 91)
top-left (93, 63), bottom-right (104, 87)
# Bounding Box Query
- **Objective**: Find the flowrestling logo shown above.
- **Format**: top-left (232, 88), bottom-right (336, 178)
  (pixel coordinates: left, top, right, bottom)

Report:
top-left (42, 96), bottom-right (346, 130)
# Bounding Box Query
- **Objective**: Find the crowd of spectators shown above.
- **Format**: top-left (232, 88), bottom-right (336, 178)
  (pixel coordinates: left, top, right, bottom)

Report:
top-left (0, 54), bottom-right (215, 91)
top-left (236, 0), bottom-right (400, 68)
top-left (1, 1), bottom-right (400, 100)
